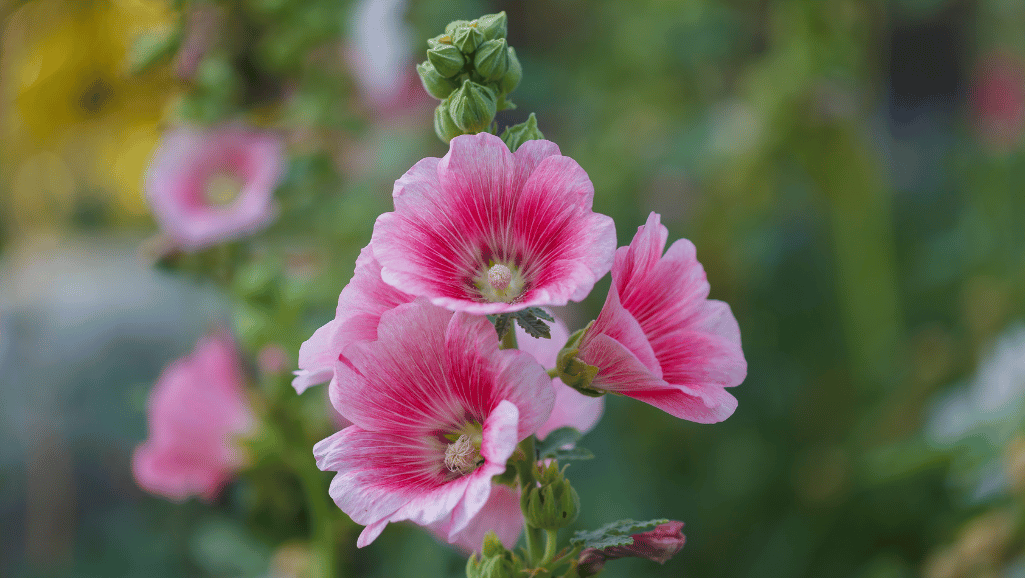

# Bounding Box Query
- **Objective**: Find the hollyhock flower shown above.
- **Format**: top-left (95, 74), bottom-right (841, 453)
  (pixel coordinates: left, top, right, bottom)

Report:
top-left (576, 212), bottom-right (746, 423)
top-left (577, 521), bottom-right (686, 576)
top-left (133, 331), bottom-right (254, 501)
top-left (516, 315), bottom-right (604, 440)
top-left (145, 126), bottom-right (284, 251)
top-left (371, 132), bottom-right (616, 315)
top-left (292, 244), bottom-right (414, 394)
top-left (429, 483), bottom-right (523, 552)
top-left (972, 51), bottom-right (1025, 151)
top-left (314, 299), bottom-right (555, 547)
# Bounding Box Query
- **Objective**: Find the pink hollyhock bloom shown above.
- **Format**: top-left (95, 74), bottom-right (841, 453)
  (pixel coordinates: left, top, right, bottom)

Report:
top-left (371, 132), bottom-right (616, 315)
top-left (146, 126), bottom-right (285, 251)
top-left (577, 521), bottom-right (686, 576)
top-left (428, 483), bottom-right (523, 552)
top-left (314, 299), bottom-right (555, 547)
top-left (576, 213), bottom-right (746, 423)
top-left (972, 51), bottom-right (1025, 150)
top-left (516, 315), bottom-right (604, 440)
top-left (292, 244), bottom-right (414, 394)
top-left (133, 331), bottom-right (254, 501)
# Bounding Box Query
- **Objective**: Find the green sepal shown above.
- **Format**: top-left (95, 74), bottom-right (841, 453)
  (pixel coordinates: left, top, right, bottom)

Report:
top-left (500, 113), bottom-right (544, 152)
top-left (474, 38), bottom-right (509, 82)
top-left (555, 322), bottom-right (603, 396)
top-left (499, 47), bottom-right (522, 93)
top-left (427, 43), bottom-right (465, 77)
top-left (445, 20), bottom-right (473, 35)
top-left (417, 61), bottom-right (458, 99)
top-left (449, 81), bottom-right (497, 133)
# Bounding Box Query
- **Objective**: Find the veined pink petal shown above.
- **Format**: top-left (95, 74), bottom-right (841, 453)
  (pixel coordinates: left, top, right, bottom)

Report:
top-left (371, 132), bottom-right (616, 315)
top-left (576, 212), bottom-right (746, 423)
top-left (133, 331), bottom-right (253, 501)
top-left (316, 300), bottom-right (554, 546)
top-left (293, 244), bottom-right (414, 394)
top-left (146, 126), bottom-right (284, 251)
top-left (432, 483), bottom-right (523, 552)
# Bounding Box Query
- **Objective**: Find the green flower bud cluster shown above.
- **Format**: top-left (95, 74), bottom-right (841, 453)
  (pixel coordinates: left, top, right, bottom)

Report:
top-left (466, 531), bottom-right (524, 578)
top-left (418, 12), bottom-right (524, 142)
top-left (521, 461), bottom-right (581, 531)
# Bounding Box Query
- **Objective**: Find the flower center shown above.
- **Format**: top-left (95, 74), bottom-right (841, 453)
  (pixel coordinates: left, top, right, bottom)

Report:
top-left (204, 173), bottom-right (243, 206)
top-left (444, 434), bottom-right (482, 475)
top-left (475, 261), bottom-right (525, 303)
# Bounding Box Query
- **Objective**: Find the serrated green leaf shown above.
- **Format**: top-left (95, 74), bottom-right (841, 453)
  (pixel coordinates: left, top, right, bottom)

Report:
top-left (513, 310), bottom-right (551, 339)
top-left (526, 307), bottom-right (555, 322)
top-left (570, 518), bottom-right (670, 550)
top-left (489, 313), bottom-right (512, 339)
top-left (537, 427), bottom-right (583, 458)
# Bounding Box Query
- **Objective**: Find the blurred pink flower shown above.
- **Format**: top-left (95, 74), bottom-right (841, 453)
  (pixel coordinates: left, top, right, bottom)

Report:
top-left (516, 314), bottom-right (604, 440)
top-left (292, 244), bottom-right (414, 394)
top-left (314, 300), bottom-right (554, 547)
top-left (577, 212), bottom-right (746, 423)
top-left (972, 51), bottom-right (1025, 150)
top-left (577, 521), bottom-right (686, 576)
top-left (145, 126), bottom-right (285, 251)
top-left (371, 133), bottom-right (616, 315)
top-left (133, 331), bottom-right (254, 501)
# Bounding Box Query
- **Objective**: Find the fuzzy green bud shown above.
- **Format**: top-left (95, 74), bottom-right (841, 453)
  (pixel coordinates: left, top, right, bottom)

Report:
top-left (555, 322), bottom-right (603, 396)
top-left (476, 12), bottom-right (508, 41)
top-left (427, 44), bottom-right (465, 78)
top-left (521, 462), bottom-right (580, 530)
top-left (434, 99), bottom-right (462, 142)
top-left (453, 25), bottom-right (484, 54)
top-left (417, 61), bottom-right (458, 99)
top-left (474, 39), bottom-right (509, 82)
top-left (500, 113), bottom-right (544, 152)
top-left (466, 532), bottom-right (523, 578)
top-left (449, 81), bottom-right (496, 133)
top-left (498, 47), bottom-right (522, 94)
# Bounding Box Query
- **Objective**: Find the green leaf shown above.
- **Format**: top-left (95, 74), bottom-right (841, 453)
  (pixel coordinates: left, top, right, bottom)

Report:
top-left (513, 309), bottom-right (551, 339)
top-left (537, 427), bottom-right (583, 457)
top-left (571, 518), bottom-right (670, 550)
top-left (548, 446), bottom-right (595, 462)
top-left (525, 307), bottom-right (555, 322)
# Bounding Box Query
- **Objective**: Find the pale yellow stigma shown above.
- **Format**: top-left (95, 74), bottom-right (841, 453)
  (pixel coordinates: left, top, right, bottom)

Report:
top-left (475, 262), bottom-right (525, 303)
top-left (487, 264), bottom-right (512, 290)
top-left (444, 434), bottom-right (482, 475)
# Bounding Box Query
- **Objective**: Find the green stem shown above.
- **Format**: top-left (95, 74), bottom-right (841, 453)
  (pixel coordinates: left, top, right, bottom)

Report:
top-left (546, 367), bottom-right (558, 378)
top-left (524, 523), bottom-right (545, 567)
top-left (539, 529), bottom-right (559, 567)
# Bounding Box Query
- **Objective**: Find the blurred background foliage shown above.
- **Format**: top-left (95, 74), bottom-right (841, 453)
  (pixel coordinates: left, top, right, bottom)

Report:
top-left (2, 0), bottom-right (1025, 577)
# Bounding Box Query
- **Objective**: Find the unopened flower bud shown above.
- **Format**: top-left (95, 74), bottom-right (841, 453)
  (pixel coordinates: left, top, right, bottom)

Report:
top-left (521, 461), bottom-right (580, 530)
top-left (476, 12), bottom-right (508, 42)
top-left (466, 532), bottom-right (523, 578)
top-left (427, 33), bottom-right (451, 49)
top-left (449, 81), bottom-right (496, 133)
top-left (577, 522), bottom-right (687, 577)
top-left (427, 44), bottom-right (465, 78)
top-left (417, 61), bottom-right (458, 99)
top-left (453, 25), bottom-right (484, 54)
top-left (500, 113), bottom-right (544, 152)
top-left (434, 100), bottom-right (462, 142)
top-left (499, 47), bottom-right (522, 94)
top-left (474, 39), bottom-right (509, 82)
